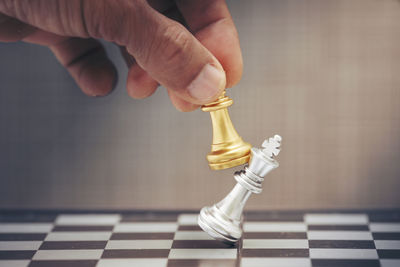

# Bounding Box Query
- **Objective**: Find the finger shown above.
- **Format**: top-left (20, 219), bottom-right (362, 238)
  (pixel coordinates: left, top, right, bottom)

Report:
top-left (120, 1), bottom-right (223, 104)
top-left (0, 10), bottom-right (117, 97)
top-left (175, 0), bottom-right (243, 88)
top-left (121, 3), bottom-right (185, 101)
top-left (119, 46), bottom-right (136, 68)
top-left (126, 62), bottom-right (159, 99)
top-left (0, 12), bottom-right (36, 42)
top-left (119, 46), bottom-right (158, 99)
top-left (84, 0), bottom-right (226, 104)
top-left (24, 31), bottom-right (117, 97)
top-left (50, 37), bottom-right (117, 96)
top-left (167, 89), bottom-right (200, 112)
top-left (123, 2), bottom-right (226, 104)
top-left (0, 0), bottom-right (226, 104)
top-left (120, 46), bottom-right (159, 99)
top-left (22, 29), bottom-right (65, 45)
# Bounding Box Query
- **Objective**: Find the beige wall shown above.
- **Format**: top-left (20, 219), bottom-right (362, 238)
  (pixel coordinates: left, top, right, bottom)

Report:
top-left (0, 0), bottom-right (399, 210)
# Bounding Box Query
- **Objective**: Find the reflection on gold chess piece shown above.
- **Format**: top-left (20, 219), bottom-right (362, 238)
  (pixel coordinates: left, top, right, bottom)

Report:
top-left (201, 91), bottom-right (251, 170)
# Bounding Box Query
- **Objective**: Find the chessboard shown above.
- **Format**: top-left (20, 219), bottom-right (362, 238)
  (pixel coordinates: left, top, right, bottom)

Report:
top-left (0, 210), bottom-right (399, 267)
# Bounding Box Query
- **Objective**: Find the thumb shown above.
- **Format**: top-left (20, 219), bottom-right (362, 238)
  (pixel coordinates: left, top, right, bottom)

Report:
top-left (119, 2), bottom-right (227, 104)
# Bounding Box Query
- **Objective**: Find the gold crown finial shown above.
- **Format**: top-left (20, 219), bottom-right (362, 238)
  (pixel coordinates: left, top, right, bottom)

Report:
top-left (201, 91), bottom-right (251, 170)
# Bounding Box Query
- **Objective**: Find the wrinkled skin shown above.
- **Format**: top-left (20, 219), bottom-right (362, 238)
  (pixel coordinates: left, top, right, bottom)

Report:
top-left (0, 0), bottom-right (243, 111)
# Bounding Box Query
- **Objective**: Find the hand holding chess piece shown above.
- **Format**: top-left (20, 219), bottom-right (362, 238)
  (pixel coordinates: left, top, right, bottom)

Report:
top-left (198, 135), bottom-right (282, 244)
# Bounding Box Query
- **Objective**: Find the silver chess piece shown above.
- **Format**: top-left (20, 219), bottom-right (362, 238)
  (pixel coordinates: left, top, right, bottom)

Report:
top-left (198, 135), bottom-right (282, 244)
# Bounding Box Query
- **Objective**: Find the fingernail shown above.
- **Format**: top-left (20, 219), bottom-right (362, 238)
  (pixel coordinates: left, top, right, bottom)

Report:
top-left (187, 64), bottom-right (226, 102)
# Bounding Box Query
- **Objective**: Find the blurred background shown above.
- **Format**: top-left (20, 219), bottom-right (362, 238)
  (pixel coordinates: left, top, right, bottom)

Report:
top-left (0, 0), bottom-right (399, 210)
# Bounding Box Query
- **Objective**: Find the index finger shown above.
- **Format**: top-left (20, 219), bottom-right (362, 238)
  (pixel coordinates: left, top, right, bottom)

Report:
top-left (175, 0), bottom-right (243, 88)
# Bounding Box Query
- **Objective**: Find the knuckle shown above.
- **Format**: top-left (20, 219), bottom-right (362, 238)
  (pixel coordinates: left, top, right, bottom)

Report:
top-left (0, 0), bottom-right (89, 37)
top-left (158, 23), bottom-right (192, 66)
top-left (57, 0), bottom-right (88, 37)
top-left (85, 0), bottom-right (141, 43)
top-left (84, 0), bottom-right (112, 39)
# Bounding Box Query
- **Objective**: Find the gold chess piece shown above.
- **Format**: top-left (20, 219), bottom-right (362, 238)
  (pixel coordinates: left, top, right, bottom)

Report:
top-left (202, 91), bottom-right (251, 170)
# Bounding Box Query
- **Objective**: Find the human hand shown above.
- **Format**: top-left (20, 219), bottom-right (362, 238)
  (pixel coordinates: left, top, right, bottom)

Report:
top-left (0, 0), bottom-right (243, 111)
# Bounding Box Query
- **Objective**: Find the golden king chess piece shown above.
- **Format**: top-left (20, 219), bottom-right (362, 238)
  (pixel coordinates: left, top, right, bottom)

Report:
top-left (201, 91), bottom-right (251, 170)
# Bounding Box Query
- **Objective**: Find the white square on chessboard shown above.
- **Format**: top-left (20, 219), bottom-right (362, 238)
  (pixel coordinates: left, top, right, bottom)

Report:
top-left (304, 214), bottom-right (368, 225)
top-left (0, 223), bottom-right (53, 233)
top-left (310, 249), bottom-right (378, 259)
top-left (243, 239), bottom-right (309, 249)
top-left (243, 222), bottom-right (307, 232)
top-left (55, 214), bottom-right (121, 225)
top-left (0, 260), bottom-right (30, 267)
top-left (370, 223), bottom-right (400, 232)
top-left (114, 222), bottom-right (177, 233)
top-left (177, 214), bottom-right (198, 225)
top-left (106, 240), bottom-right (173, 249)
top-left (307, 231), bottom-right (373, 240)
top-left (174, 231), bottom-right (215, 240)
top-left (241, 258), bottom-right (311, 267)
top-left (97, 259), bottom-right (168, 267)
top-left (0, 241), bottom-right (42, 251)
top-left (33, 249), bottom-right (103, 260)
top-left (45, 232), bottom-right (112, 241)
top-left (169, 248), bottom-right (237, 259)
top-left (374, 240), bottom-right (400, 249)
top-left (380, 259), bottom-right (400, 267)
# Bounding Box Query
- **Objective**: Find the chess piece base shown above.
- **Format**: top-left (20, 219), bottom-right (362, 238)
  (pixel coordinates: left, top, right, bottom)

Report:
top-left (198, 205), bottom-right (242, 245)
top-left (207, 149), bottom-right (250, 170)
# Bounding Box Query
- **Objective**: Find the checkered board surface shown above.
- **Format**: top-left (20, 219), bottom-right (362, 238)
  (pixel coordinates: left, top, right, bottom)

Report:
top-left (0, 211), bottom-right (399, 267)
